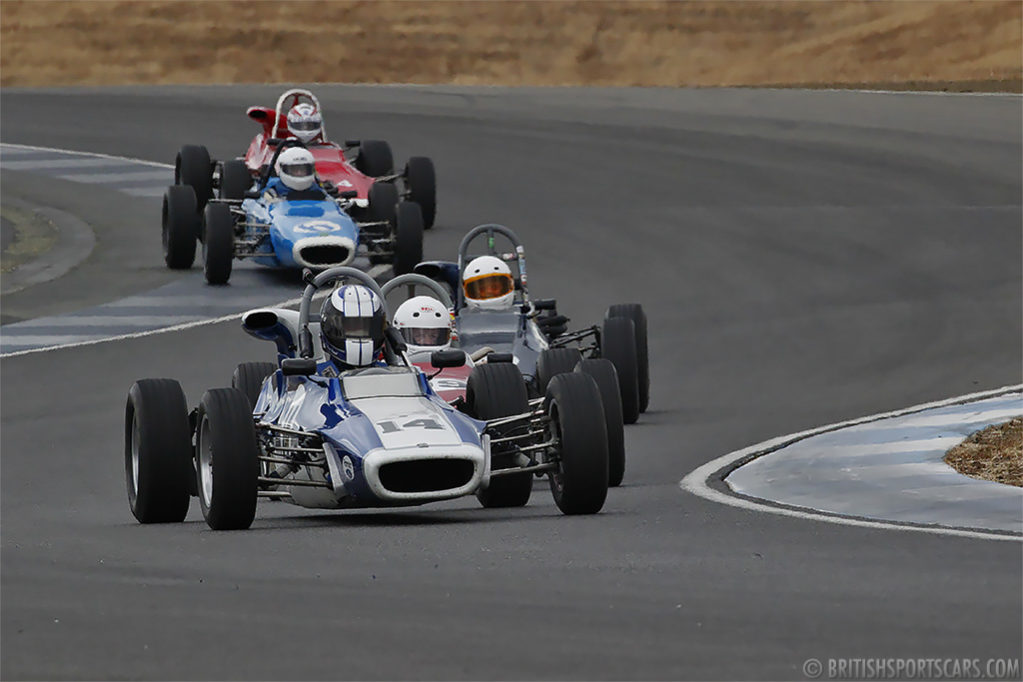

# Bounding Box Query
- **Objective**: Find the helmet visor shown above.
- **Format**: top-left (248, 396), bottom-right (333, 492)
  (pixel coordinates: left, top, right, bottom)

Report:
top-left (290, 119), bottom-right (320, 132)
top-left (280, 161), bottom-right (315, 178)
top-left (464, 273), bottom-right (514, 301)
top-left (322, 311), bottom-right (384, 345)
top-left (400, 327), bottom-right (451, 347)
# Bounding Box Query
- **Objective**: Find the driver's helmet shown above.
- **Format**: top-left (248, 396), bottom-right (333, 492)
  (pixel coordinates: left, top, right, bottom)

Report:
top-left (463, 255), bottom-right (515, 309)
top-left (274, 147), bottom-right (317, 192)
top-left (320, 284), bottom-right (386, 368)
top-left (393, 296), bottom-right (453, 353)
top-left (287, 103), bottom-right (322, 144)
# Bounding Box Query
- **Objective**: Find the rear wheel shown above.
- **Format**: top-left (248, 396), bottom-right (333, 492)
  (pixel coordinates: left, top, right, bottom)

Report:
top-left (162, 185), bottom-right (198, 269)
top-left (575, 359), bottom-right (626, 487)
top-left (195, 388), bottom-right (259, 530)
top-left (176, 144), bottom-right (213, 210)
top-left (545, 373), bottom-right (609, 514)
top-left (355, 140), bottom-right (394, 177)
top-left (231, 362), bottom-right (277, 410)
top-left (125, 379), bottom-right (192, 523)
top-left (535, 348), bottom-right (582, 393)
top-left (601, 316), bottom-right (640, 424)
top-left (392, 201), bottom-right (423, 275)
top-left (404, 156), bottom-right (436, 229)
top-left (219, 159), bottom-right (252, 200)
top-left (607, 303), bottom-right (649, 412)
top-left (203, 202), bottom-right (235, 285)
top-left (367, 181), bottom-right (398, 224)
top-left (466, 363), bottom-right (532, 508)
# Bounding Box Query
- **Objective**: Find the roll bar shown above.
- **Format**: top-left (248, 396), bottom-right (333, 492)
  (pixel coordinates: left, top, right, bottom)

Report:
top-left (271, 88), bottom-right (327, 141)
top-left (297, 267), bottom-right (387, 358)
top-left (380, 273), bottom-right (453, 308)
top-left (455, 223), bottom-right (528, 310)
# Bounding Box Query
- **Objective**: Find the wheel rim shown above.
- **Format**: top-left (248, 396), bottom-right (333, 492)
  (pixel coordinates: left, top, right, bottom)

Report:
top-left (130, 416), bottom-right (141, 494)
top-left (546, 402), bottom-right (565, 494)
top-left (198, 415), bottom-right (214, 505)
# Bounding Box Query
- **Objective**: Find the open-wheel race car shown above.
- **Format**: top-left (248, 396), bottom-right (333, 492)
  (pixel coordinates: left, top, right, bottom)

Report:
top-left (174, 88), bottom-right (437, 229)
top-left (161, 138), bottom-right (424, 283)
top-left (124, 267), bottom-right (612, 530)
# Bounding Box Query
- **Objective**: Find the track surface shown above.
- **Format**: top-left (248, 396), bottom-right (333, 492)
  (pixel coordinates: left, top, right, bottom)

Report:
top-left (2, 86), bottom-right (1021, 680)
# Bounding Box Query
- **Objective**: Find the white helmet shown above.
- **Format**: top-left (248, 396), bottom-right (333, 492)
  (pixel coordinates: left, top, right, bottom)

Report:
top-left (320, 285), bottom-right (386, 368)
top-left (393, 296), bottom-right (453, 353)
top-left (463, 256), bottom-right (514, 309)
top-left (287, 103), bottom-right (322, 144)
top-left (275, 147), bottom-right (316, 191)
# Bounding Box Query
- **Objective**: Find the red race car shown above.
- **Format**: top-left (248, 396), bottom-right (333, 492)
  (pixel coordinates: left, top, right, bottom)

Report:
top-left (174, 88), bottom-right (437, 229)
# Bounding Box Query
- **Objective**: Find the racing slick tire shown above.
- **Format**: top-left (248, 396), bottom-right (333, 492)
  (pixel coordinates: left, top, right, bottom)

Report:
top-left (202, 202), bottom-right (235, 285)
top-left (219, 159), bottom-right (252, 200)
top-left (607, 303), bottom-right (649, 413)
top-left (368, 181), bottom-right (399, 225)
top-left (575, 359), bottom-right (626, 487)
top-left (536, 348), bottom-right (583, 393)
top-left (601, 316), bottom-right (640, 424)
top-left (355, 139), bottom-right (394, 177)
top-left (175, 144), bottom-right (213, 210)
top-left (195, 388), bottom-right (259, 530)
top-left (231, 362), bottom-right (278, 410)
top-left (392, 200), bottom-right (424, 276)
top-left (467, 363), bottom-right (533, 508)
top-left (125, 379), bottom-right (192, 524)
top-left (404, 156), bottom-right (436, 229)
top-left (162, 185), bottom-right (199, 269)
top-left (545, 373), bottom-right (609, 515)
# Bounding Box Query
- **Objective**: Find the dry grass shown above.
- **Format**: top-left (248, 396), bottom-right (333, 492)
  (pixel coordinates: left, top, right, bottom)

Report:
top-left (945, 418), bottom-right (1023, 487)
top-left (0, 1), bottom-right (1020, 90)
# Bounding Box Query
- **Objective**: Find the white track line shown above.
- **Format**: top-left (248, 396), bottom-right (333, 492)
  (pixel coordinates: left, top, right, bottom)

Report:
top-left (0, 142), bottom-right (173, 169)
top-left (680, 384), bottom-right (1023, 543)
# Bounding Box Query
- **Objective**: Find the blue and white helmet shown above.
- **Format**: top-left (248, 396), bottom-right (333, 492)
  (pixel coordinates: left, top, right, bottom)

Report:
top-left (320, 285), bottom-right (386, 368)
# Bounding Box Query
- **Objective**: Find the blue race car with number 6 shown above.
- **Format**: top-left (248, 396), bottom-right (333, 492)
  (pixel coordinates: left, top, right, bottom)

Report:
top-left (161, 140), bottom-right (423, 284)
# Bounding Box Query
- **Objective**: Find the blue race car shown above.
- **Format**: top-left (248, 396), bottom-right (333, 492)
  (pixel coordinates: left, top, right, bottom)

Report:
top-left (124, 267), bottom-right (610, 530)
top-left (161, 140), bottom-right (423, 284)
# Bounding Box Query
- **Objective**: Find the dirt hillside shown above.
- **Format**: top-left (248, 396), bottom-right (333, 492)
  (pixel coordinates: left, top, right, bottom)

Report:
top-left (1, 1), bottom-right (1020, 90)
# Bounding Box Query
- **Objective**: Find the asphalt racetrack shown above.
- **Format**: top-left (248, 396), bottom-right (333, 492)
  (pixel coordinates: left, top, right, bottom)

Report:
top-left (1, 86), bottom-right (1021, 680)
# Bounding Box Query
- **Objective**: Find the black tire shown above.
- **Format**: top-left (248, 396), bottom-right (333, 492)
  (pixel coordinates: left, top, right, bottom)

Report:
top-left (607, 303), bottom-right (649, 412)
top-left (202, 202), bottom-right (234, 285)
top-left (231, 361), bottom-right (277, 410)
top-left (195, 388), bottom-right (259, 530)
top-left (220, 159), bottom-right (252, 200)
top-left (367, 181), bottom-right (398, 225)
top-left (404, 156), bottom-right (436, 229)
top-left (575, 359), bottom-right (626, 487)
top-left (355, 139), bottom-right (394, 177)
top-left (545, 373), bottom-right (609, 514)
top-left (125, 379), bottom-right (192, 523)
top-left (466, 363), bottom-right (532, 508)
top-left (535, 348), bottom-right (582, 393)
top-left (162, 185), bottom-right (198, 269)
top-left (175, 144), bottom-right (213, 210)
top-left (392, 200), bottom-right (423, 275)
top-left (601, 316), bottom-right (640, 424)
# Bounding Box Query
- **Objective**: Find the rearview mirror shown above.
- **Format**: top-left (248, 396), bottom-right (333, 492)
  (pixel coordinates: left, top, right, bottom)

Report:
top-left (533, 299), bottom-right (557, 311)
top-left (281, 358), bottom-right (317, 376)
top-left (339, 190), bottom-right (358, 199)
top-left (430, 350), bottom-right (466, 369)
top-left (344, 139), bottom-right (361, 147)
top-left (267, 137), bottom-right (283, 146)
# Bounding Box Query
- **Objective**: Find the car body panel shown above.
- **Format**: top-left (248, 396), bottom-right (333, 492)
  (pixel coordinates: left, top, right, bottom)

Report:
top-left (241, 196), bottom-right (360, 269)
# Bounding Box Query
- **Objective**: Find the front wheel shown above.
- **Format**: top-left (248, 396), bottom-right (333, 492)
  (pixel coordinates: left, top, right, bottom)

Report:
top-left (195, 388), bottom-right (259, 530)
top-left (219, 159), bottom-right (252, 200)
top-left (125, 379), bottom-right (192, 523)
top-left (545, 373), bottom-right (609, 514)
top-left (607, 303), bottom-right (649, 412)
top-left (203, 202), bottom-right (235, 285)
top-left (392, 201), bottom-right (424, 275)
top-left (404, 156), bottom-right (436, 229)
top-left (162, 185), bottom-right (198, 269)
top-left (535, 348), bottom-right (582, 394)
top-left (355, 140), bottom-right (394, 177)
top-left (466, 363), bottom-right (532, 508)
